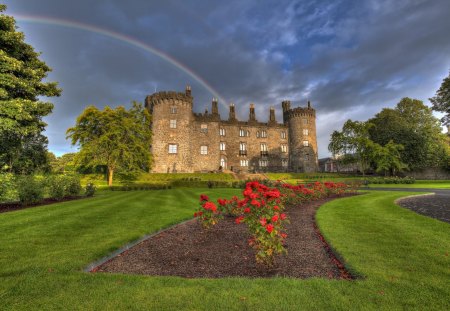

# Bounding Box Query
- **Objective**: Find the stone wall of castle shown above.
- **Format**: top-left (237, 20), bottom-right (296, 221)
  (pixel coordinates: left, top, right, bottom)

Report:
top-left (146, 87), bottom-right (319, 173)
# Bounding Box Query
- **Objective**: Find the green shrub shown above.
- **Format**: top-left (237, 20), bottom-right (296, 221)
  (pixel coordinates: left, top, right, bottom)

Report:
top-left (64, 175), bottom-right (82, 196)
top-left (16, 175), bottom-right (44, 206)
top-left (85, 183), bottom-right (96, 197)
top-left (0, 173), bottom-right (17, 202)
top-left (47, 175), bottom-right (65, 200)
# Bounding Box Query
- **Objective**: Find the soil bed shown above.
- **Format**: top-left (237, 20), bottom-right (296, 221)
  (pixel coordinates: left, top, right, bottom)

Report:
top-left (95, 195), bottom-right (355, 279)
top-left (0, 196), bottom-right (87, 214)
top-left (397, 194), bottom-right (450, 223)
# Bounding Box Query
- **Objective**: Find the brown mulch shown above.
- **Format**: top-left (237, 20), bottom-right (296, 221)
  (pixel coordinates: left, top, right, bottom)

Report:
top-left (95, 195), bottom-right (355, 279)
top-left (397, 194), bottom-right (450, 223)
top-left (0, 196), bottom-right (86, 214)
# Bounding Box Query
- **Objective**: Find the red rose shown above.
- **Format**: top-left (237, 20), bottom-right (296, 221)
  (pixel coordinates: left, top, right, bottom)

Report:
top-left (235, 215), bottom-right (244, 224)
top-left (250, 199), bottom-right (261, 207)
top-left (244, 207), bottom-right (251, 213)
top-left (281, 233), bottom-right (287, 239)
top-left (272, 214), bottom-right (279, 222)
top-left (203, 202), bottom-right (217, 211)
top-left (200, 194), bottom-right (209, 202)
top-left (194, 212), bottom-right (198, 217)
top-left (243, 187), bottom-right (252, 197)
top-left (266, 224), bottom-right (274, 233)
top-left (280, 213), bottom-right (286, 220)
top-left (260, 217), bottom-right (267, 226)
top-left (273, 205), bottom-right (279, 211)
top-left (217, 198), bottom-right (227, 206)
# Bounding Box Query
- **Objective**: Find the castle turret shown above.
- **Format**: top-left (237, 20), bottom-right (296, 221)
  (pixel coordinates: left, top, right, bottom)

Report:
top-left (146, 89), bottom-right (194, 173)
top-left (269, 106), bottom-right (276, 123)
top-left (282, 100), bottom-right (318, 172)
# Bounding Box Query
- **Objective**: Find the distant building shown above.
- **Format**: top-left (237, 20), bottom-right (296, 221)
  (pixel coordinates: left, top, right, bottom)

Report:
top-left (319, 156), bottom-right (359, 173)
top-left (145, 87), bottom-right (318, 173)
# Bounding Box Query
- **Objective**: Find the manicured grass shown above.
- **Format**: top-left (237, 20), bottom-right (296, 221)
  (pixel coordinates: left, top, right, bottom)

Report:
top-left (1, 190), bottom-right (449, 310)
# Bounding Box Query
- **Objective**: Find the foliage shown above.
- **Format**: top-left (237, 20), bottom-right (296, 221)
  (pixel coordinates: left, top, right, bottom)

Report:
top-left (66, 102), bottom-right (152, 186)
top-left (367, 177), bottom-right (415, 184)
top-left (46, 175), bottom-right (66, 200)
top-left (48, 152), bottom-right (77, 173)
top-left (369, 98), bottom-right (448, 170)
top-left (16, 175), bottom-right (44, 205)
top-left (429, 70), bottom-right (450, 126)
top-left (85, 183), bottom-right (96, 197)
top-left (371, 140), bottom-right (407, 175)
top-left (64, 175), bottom-right (82, 196)
top-left (0, 5), bottom-right (61, 173)
top-left (0, 173), bottom-right (16, 202)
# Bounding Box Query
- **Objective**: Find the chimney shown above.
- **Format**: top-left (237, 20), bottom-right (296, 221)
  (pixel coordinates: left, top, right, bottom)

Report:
top-left (249, 103), bottom-right (256, 121)
top-left (211, 98), bottom-right (219, 115)
top-left (269, 106), bottom-right (276, 122)
top-left (229, 103), bottom-right (236, 120)
top-left (308, 100), bottom-right (311, 109)
top-left (185, 85), bottom-right (192, 96)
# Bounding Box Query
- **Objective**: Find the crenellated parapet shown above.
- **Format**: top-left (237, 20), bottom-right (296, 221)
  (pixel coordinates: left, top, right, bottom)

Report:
top-left (283, 106), bottom-right (315, 119)
top-left (145, 87), bottom-right (193, 112)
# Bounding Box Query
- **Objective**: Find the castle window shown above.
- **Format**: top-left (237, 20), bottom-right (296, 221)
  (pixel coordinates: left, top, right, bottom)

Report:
top-left (201, 124), bottom-right (208, 133)
top-left (240, 159), bottom-right (248, 167)
top-left (219, 128), bottom-right (226, 136)
top-left (282, 158), bottom-right (288, 167)
top-left (170, 106), bottom-right (177, 114)
top-left (246, 130), bottom-right (250, 137)
top-left (259, 159), bottom-right (268, 167)
top-left (305, 154), bottom-right (310, 161)
top-left (303, 118), bottom-right (308, 125)
top-left (220, 142), bottom-right (226, 151)
top-left (200, 145), bottom-right (208, 155)
top-left (239, 142), bottom-right (247, 156)
top-left (168, 144), bottom-right (177, 154)
top-left (281, 144), bottom-right (288, 153)
top-left (303, 140), bottom-right (309, 147)
top-left (303, 129), bottom-right (309, 136)
top-left (281, 131), bottom-right (286, 139)
top-left (239, 129), bottom-right (245, 137)
top-left (256, 131), bottom-right (260, 138)
top-left (170, 119), bottom-right (177, 129)
top-left (261, 130), bottom-right (267, 138)
top-left (260, 143), bottom-right (268, 151)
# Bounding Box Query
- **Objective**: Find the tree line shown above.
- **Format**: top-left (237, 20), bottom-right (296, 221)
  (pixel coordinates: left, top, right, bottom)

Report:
top-left (328, 98), bottom-right (449, 176)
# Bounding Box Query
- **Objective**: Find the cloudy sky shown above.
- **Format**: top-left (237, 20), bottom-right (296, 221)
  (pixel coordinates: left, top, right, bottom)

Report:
top-left (4, 0), bottom-right (450, 157)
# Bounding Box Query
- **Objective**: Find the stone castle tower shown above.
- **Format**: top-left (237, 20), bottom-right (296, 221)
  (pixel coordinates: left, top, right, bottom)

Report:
top-left (145, 87), bottom-right (318, 173)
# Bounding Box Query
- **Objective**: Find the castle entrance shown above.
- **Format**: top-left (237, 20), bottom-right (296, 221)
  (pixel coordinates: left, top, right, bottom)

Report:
top-left (220, 158), bottom-right (227, 169)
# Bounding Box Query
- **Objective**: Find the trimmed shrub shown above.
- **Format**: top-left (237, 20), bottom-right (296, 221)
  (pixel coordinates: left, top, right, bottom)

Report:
top-left (16, 175), bottom-right (44, 206)
top-left (85, 183), bottom-right (96, 197)
top-left (47, 175), bottom-right (65, 200)
top-left (64, 175), bottom-right (82, 196)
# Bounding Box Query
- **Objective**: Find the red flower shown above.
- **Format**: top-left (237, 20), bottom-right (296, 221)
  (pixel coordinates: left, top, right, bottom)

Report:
top-left (280, 213), bottom-right (287, 220)
top-left (271, 214), bottom-right (279, 222)
top-left (200, 194), bottom-right (209, 202)
top-left (243, 187), bottom-right (253, 197)
top-left (281, 233), bottom-right (287, 239)
top-left (217, 198), bottom-right (227, 206)
top-left (260, 217), bottom-right (267, 226)
top-left (194, 212), bottom-right (198, 217)
top-left (250, 199), bottom-right (261, 207)
top-left (203, 201), bottom-right (217, 212)
top-left (273, 205), bottom-right (279, 211)
top-left (244, 207), bottom-right (251, 213)
top-left (266, 224), bottom-right (274, 233)
top-left (235, 215), bottom-right (244, 224)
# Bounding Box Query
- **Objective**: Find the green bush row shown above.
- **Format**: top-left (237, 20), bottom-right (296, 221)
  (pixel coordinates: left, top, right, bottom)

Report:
top-left (109, 183), bottom-right (171, 191)
top-left (366, 177), bottom-right (416, 184)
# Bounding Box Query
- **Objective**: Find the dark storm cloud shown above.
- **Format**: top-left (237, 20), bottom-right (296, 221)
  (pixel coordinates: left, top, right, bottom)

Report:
top-left (4, 0), bottom-right (450, 156)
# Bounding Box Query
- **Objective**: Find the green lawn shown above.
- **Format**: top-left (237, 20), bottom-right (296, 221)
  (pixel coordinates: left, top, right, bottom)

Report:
top-left (366, 183), bottom-right (450, 189)
top-left (1, 190), bottom-right (449, 310)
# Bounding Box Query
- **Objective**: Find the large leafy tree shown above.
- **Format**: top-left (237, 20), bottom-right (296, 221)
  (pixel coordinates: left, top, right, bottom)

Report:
top-left (372, 140), bottom-right (407, 176)
top-left (369, 98), bottom-right (447, 170)
top-left (0, 5), bottom-right (61, 173)
top-left (429, 70), bottom-right (450, 127)
top-left (66, 103), bottom-right (152, 186)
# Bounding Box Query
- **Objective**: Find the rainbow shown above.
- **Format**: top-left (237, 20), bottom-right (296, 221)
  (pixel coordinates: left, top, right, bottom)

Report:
top-left (14, 15), bottom-right (228, 105)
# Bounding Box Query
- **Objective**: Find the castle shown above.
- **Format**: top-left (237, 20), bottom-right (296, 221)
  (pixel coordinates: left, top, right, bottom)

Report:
top-left (145, 87), bottom-right (318, 173)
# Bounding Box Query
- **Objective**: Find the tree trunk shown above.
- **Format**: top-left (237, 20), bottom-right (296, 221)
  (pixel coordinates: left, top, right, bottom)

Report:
top-left (108, 168), bottom-right (114, 187)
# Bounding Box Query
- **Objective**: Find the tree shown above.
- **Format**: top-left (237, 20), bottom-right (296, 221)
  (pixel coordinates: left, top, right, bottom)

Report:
top-left (66, 102), bottom-right (152, 186)
top-left (372, 140), bottom-right (407, 176)
top-left (429, 70), bottom-right (450, 126)
top-left (369, 98), bottom-right (447, 170)
top-left (0, 5), bottom-right (61, 173)
top-left (328, 130), bottom-right (346, 172)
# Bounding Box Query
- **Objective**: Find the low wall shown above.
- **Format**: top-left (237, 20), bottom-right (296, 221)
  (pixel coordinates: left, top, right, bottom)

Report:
top-left (404, 168), bottom-right (450, 180)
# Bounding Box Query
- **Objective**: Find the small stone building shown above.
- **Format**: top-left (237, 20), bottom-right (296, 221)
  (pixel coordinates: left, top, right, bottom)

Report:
top-left (145, 87), bottom-right (318, 173)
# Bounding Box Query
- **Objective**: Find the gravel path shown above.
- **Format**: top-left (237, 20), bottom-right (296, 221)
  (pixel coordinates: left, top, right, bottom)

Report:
top-left (397, 194), bottom-right (450, 223)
